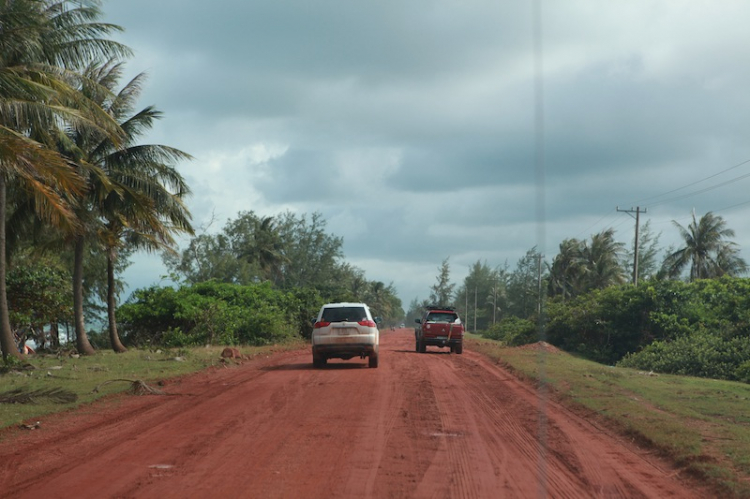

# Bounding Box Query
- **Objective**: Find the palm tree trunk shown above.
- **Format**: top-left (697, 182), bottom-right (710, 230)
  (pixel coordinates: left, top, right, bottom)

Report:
top-left (49, 322), bottom-right (60, 349)
top-left (107, 247), bottom-right (127, 353)
top-left (0, 176), bottom-right (23, 361)
top-left (73, 235), bottom-right (96, 355)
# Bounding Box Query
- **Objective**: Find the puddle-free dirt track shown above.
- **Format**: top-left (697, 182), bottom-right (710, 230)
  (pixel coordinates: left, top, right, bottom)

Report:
top-left (0, 329), bottom-right (705, 498)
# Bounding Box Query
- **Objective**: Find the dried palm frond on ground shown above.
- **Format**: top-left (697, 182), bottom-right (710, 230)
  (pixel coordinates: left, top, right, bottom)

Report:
top-left (92, 379), bottom-right (166, 396)
top-left (0, 363), bottom-right (36, 375)
top-left (0, 388), bottom-right (77, 405)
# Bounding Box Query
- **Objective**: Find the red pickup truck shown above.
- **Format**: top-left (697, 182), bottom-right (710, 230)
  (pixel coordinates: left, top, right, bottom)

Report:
top-left (414, 306), bottom-right (464, 354)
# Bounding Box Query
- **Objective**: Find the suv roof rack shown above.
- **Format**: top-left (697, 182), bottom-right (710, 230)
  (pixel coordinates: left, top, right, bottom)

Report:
top-left (424, 305), bottom-right (455, 311)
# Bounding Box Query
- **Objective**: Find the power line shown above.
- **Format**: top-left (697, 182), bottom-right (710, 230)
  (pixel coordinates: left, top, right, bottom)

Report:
top-left (644, 171), bottom-right (750, 209)
top-left (597, 158), bottom-right (750, 237)
top-left (573, 208), bottom-right (619, 239)
top-left (647, 198), bottom-right (750, 229)
top-left (581, 159), bottom-right (750, 242)
top-left (628, 158), bottom-right (750, 207)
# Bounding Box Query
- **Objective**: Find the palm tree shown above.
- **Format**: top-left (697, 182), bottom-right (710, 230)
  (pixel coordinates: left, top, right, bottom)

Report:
top-left (0, 0), bottom-right (126, 360)
top-left (44, 2), bottom-right (128, 356)
top-left (580, 228), bottom-right (627, 292)
top-left (548, 230), bottom-right (626, 300)
top-left (548, 238), bottom-right (585, 300)
top-left (662, 211), bottom-right (747, 281)
top-left (240, 216), bottom-right (286, 284)
top-left (365, 281), bottom-right (396, 321)
top-left (69, 60), bottom-right (193, 353)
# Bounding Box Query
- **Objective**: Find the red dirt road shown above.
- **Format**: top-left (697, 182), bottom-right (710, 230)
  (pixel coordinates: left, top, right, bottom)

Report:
top-left (1, 330), bottom-right (703, 498)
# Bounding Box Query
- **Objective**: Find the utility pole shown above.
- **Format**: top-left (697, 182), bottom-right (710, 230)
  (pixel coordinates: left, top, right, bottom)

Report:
top-left (492, 280), bottom-right (497, 325)
top-left (537, 253), bottom-right (544, 316)
top-left (617, 206), bottom-right (647, 285)
top-left (473, 285), bottom-right (477, 333)
top-left (465, 288), bottom-right (468, 329)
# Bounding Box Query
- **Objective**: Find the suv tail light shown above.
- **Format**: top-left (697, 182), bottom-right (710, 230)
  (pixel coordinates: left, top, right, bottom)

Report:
top-left (313, 321), bottom-right (331, 328)
top-left (358, 320), bottom-right (376, 327)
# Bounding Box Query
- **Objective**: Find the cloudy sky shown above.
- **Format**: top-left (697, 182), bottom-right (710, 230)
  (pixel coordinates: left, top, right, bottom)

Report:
top-left (105, 1), bottom-right (750, 307)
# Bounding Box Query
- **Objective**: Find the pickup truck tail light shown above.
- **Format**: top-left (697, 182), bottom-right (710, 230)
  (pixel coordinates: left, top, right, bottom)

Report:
top-left (358, 320), bottom-right (377, 327)
top-left (313, 321), bottom-right (331, 328)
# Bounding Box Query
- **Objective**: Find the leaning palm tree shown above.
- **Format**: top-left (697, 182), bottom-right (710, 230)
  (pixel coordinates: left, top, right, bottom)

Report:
top-left (99, 174), bottom-right (192, 353)
top-left (662, 211), bottom-right (747, 281)
top-left (0, 0), bottom-right (127, 360)
top-left (578, 228), bottom-right (627, 292)
top-left (713, 243), bottom-right (748, 278)
top-left (101, 188), bottom-right (191, 352)
top-left (68, 59), bottom-right (193, 353)
top-left (548, 238), bottom-right (585, 300)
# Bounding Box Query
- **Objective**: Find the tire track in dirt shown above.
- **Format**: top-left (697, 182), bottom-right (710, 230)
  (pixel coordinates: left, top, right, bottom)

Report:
top-left (446, 348), bottom-right (700, 498)
top-left (412, 353), bottom-right (497, 499)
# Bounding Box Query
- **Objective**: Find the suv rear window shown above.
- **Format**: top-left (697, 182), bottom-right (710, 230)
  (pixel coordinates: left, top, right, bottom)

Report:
top-left (322, 306), bottom-right (368, 323)
top-left (426, 312), bottom-right (458, 322)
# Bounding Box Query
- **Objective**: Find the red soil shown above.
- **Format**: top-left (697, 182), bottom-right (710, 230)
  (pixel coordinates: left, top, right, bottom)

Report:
top-left (0, 330), bottom-right (706, 498)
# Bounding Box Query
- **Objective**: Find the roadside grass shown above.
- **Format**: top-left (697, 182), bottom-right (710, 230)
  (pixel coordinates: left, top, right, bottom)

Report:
top-left (0, 340), bottom-right (306, 433)
top-left (465, 336), bottom-right (750, 499)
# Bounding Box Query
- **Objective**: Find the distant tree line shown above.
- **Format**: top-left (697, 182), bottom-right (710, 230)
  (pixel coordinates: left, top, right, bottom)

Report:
top-left (409, 211), bottom-right (750, 382)
top-left (117, 210), bottom-right (404, 347)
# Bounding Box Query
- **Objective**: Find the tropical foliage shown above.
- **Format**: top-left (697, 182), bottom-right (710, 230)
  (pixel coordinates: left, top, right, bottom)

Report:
top-left (0, 1), bottom-right (190, 359)
top-left (543, 277), bottom-right (750, 380)
top-left (548, 228), bottom-right (627, 300)
top-left (117, 281), bottom-right (307, 347)
top-left (429, 258), bottom-right (455, 306)
top-left (453, 260), bottom-right (509, 332)
top-left (660, 211), bottom-right (747, 281)
top-left (164, 210), bottom-right (404, 325)
top-left (483, 316), bottom-right (537, 346)
top-left (7, 252), bottom-right (72, 349)
top-left (437, 212), bottom-right (750, 382)
top-left (1, 0), bottom-right (126, 359)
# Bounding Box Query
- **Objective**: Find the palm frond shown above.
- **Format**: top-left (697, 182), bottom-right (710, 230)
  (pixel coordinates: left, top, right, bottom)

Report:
top-left (0, 387), bottom-right (77, 404)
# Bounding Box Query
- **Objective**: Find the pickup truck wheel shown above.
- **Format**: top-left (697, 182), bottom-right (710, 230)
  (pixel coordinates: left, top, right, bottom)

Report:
top-left (418, 339), bottom-right (426, 353)
top-left (455, 343), bottom-right (463, 354)
top-left (368, 353), bottom-right (379, 368)
top-left (415, 339), bottom-right (420, 352)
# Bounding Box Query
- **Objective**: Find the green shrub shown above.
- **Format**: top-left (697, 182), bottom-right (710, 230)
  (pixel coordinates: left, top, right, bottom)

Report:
top-left (161, 327), bottom-right (194, 348)
top-left (618, 329), bottom-right (750, 380)
top-left (546, 277), bottom-right (750, 366)
top-left (118, 281), bottom-right (309, 347)
top-left (735, 361), bottom-right (750, 383)
top-left (483, 316), bottom-right (537, 346)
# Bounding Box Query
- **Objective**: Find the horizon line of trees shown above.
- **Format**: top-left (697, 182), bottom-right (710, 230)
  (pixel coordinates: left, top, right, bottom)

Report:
top-left (407, 211), bottom-right (750, 382)
top-left (408, 211), bottom-right (747, 334)
top-left (113, 209), bottom-right (406, 348)
top-left (157, 210), bottom-right (404, 326)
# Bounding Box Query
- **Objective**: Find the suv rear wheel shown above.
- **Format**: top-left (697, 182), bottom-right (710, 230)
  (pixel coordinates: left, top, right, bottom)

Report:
top-left (312, 350), bottom-right (327, 368)
top-left (368, 353), bottom-right (379, 368)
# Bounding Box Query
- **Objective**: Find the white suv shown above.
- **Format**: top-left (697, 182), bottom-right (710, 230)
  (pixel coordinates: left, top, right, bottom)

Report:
top-left (312, 302), bottom-right (380, 368)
